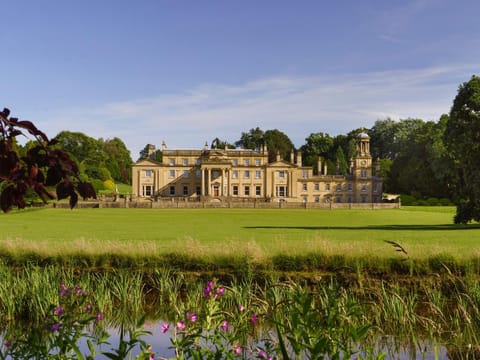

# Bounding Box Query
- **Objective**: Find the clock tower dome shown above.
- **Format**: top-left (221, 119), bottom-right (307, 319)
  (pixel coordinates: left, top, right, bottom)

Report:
top-left (352, 132), bottom-right (372, 179)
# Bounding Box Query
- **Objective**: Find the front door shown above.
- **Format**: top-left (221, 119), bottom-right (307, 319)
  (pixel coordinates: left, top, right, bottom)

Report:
top-left (213, 185), bottom-right (220, 197)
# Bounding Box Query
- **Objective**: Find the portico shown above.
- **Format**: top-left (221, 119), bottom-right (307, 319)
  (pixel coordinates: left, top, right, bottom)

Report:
top-left (199, 164), bottom-right (232, 197)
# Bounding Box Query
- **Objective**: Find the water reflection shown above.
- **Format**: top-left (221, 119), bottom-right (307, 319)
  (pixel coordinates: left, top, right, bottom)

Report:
top-left (92, 321), bottom-right (451, 360)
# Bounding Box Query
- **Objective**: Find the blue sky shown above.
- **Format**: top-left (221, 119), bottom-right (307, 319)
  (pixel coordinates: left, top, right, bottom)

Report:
top-left (2, 0), bottom-right (479, 158)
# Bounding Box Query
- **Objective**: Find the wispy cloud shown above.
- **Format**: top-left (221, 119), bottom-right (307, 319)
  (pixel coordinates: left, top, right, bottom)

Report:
top-left (35, 64), bottom-right (476, 156)
top-left (378, 0), bottom-right (436, 42)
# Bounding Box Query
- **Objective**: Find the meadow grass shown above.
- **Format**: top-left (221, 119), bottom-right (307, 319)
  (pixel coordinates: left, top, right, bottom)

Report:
top-left (0, 206), bottom-right (479, 273)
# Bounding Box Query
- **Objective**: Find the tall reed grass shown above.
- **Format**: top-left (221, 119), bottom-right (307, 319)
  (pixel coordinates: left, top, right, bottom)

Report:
top-left (1, 264), bottom-right (480, 357)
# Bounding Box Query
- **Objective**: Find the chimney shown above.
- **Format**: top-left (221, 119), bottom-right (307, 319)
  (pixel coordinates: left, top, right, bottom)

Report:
top-left (263, 143), bottom-right (268, 155)
top-left (290, 149), bottom-right (295, 164)
top-left (161, 141), bottom-right (167, 151)
top-left (204, 141), bottom-right (209, 150)
top-left (296, 151), bottom-right (302, 167)
top-left (276, 151), bottom-right (281, 162)
top-left (375, 158), bottom-right (381, 177)
top-left (317, 158), bottom-right (322, 175)
top-left (324, 163), bottom-right (328, 175)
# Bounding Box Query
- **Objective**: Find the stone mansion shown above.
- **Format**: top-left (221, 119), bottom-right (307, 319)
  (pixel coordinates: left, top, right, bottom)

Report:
top-left (131, 133), bottom-right (383, 204)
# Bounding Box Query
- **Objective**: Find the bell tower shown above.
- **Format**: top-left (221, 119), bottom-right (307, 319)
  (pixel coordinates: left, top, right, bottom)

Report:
top-left (352, 133), bottom-right (372, 178)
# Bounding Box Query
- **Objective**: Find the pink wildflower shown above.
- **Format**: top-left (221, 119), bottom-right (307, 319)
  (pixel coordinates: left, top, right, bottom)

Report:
top-left (54, 306), bottom-right (64, 316)
top-left (258, 350), bottom-right (273, 359)
top-left (187, 312), bottom-right (198, 322)
top-left (215, 286), bottom-right (225, 298)
top-left (60, 283), bottom-right (69, 297)
top-left (233, 344), bottom-right (242, 355)
top-left (220, 320), bottom-right (229, 331)
top-left (161, 323), bottom-right (169, 333)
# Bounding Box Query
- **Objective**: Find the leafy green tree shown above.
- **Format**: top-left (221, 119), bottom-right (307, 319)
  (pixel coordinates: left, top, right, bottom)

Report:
top-left (55, 131), bottom-right (104, 165)
top-left (55, 131), bottom-right (111, 181)
top-left (368, 119), bottom-right (398, 159)
top-left (444, 75), bottom-right (480, 223)
top-left (101, 137), bottom-right (132, 184)
top-left (235, 127), bottom-right (264, 150)
top-left (264, 129), bottom-right (295, 162)
top-left (300, 132), bottom-right (334, 172)
top-left (388, 119), bottom-right (452, 198)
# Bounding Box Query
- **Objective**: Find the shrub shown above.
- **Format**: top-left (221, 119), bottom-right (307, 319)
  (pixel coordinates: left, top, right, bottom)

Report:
top-left (103, 179), bottom-right (116, 191)
top-left (400, 195), bottom-right (416, 206)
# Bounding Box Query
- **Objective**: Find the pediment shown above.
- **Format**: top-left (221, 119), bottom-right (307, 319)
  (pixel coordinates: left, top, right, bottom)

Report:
top-left (268, 160), bottom-right (295, 168)
top-left (209, 150), bottom-right (226, 157)
top-left (133, 158), bottom-right (162, 166)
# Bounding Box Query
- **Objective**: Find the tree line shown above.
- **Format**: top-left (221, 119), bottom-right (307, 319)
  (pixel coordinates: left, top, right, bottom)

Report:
top-left (139, 117), bottom-right (453, 202)
top-left (16, 131), bottom-right (132, 194)
top-left (2, 75), bottom-right (479, 223)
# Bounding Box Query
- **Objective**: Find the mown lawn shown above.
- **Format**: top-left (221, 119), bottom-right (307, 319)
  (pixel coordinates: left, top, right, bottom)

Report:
top-left (1, 206), bottom-right (479, 263)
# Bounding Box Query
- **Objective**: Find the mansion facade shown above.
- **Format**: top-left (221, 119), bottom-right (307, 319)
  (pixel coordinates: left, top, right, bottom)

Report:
top-left (131, 133), bottom-right (383, 204)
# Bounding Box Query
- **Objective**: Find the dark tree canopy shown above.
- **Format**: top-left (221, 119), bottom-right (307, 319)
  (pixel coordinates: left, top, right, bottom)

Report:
top-left (235, 128), bottom-right (294, 162)
top-left (235, 127), bottom-right (264, 150)
top-left (211, 137), bottom-right (235, 149)
top-left (138, 144), bottom-right (162, 162)
top-left (334, 146), bottom-right (349, 175)
top-left (300, 132), bottom-right (334, 171)
top-left (0, 108), bottom-right (95, 212)
top-left (444, 75), bottom-right (480, 223)
top-left (263, 129), bottom-right (295, 162)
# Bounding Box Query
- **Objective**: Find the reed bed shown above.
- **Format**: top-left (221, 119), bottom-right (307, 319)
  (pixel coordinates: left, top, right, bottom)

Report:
top-left (1, 264), bottom-right (480, 357)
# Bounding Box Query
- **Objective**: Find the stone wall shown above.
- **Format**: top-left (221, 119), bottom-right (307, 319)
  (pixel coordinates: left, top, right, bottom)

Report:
top-left (94, 199), bottom-right (400, 210)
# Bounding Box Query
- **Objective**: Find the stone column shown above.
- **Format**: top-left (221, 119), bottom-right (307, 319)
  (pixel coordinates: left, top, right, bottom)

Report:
top-left (288, 171), bottom-right (292, 198)
top-left (227, 169), bottom-right (230, 196)
top-left (271, 172), bottom-right (275, 198)
top-left (208, 169), bottom-right (212, 196)
top-left (201, 168), bottom-right (205, 196)
top-left (221, 169), bottom-right (225, 196)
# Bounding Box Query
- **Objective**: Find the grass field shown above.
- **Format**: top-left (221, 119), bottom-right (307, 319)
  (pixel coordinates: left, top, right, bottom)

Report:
top-left (1, 206), bottom-right (480, 272)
